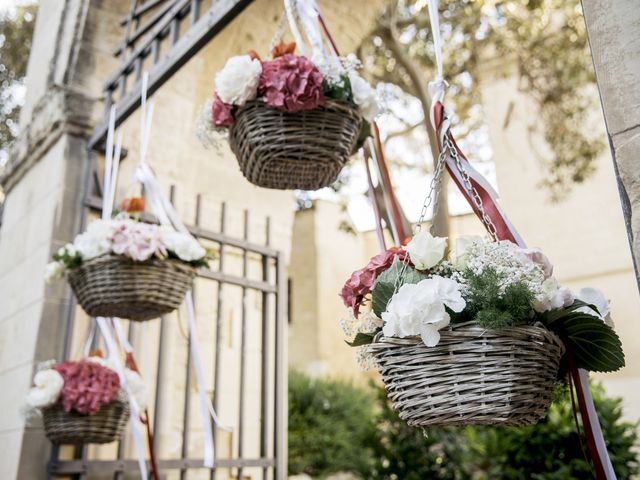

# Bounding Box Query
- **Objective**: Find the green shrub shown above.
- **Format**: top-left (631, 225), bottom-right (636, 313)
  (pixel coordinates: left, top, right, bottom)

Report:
top-left (288, 370), bottom-right (377, 477)
top-left (288, 370), bottom-right (639, 479)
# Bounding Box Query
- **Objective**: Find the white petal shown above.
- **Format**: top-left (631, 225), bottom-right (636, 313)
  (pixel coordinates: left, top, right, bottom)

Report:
top-left (419, 325), bottom-right (441, 347)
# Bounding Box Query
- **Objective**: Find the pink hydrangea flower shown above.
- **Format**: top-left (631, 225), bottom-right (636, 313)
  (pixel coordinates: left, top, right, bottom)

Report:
top-left (340, 248), bottom-right (409, 317)
top-left (212, 94), bottom-right (234, 127)
top-left (53, 361), bottom-right (120, 415)
top-left (259, 54), bottom-right (325, 112)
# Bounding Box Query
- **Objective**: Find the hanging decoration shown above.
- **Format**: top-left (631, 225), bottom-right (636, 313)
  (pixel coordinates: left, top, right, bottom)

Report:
top-left (44, 108), bottom-right (210, 322)
top-left (198, 0), bottom-right (378, 190)
top-left (24, 354), bottom-right (142, 445)
top-left (339, 0), bottom-right (624, 477)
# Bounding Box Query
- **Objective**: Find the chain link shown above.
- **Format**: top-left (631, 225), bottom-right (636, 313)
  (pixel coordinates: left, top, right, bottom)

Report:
top-left (443, 134), bottom-right (498, 240)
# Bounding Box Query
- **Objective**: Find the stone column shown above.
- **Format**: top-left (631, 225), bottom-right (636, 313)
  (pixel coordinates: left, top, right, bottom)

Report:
top-left (581, 0), bottom-right (640, 288)
top-left (0, 1), bottom-right (127, 478)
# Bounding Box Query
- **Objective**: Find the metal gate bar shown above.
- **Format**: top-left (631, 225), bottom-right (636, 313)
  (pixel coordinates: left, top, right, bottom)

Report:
top-left (48, 184), bottom-right (286, 480)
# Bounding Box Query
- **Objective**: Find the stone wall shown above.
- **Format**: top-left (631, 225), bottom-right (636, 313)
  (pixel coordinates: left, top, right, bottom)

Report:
top-left (0, 0), bottom-right (386, 478)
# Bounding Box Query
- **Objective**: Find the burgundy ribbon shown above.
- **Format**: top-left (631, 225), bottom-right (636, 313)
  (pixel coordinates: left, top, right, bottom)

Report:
top-left (433, 101), bottom-right (615, 480)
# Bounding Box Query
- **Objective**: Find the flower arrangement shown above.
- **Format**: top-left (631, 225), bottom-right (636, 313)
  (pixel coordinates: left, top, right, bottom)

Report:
top-left (341, 232), bottom-right (625, 373)
top-left (205, 43), bottom-right (378, 130)
top-left (25, 357), bottom-right (145, 415)
top-left (46, 199), bottom-right (208, 282)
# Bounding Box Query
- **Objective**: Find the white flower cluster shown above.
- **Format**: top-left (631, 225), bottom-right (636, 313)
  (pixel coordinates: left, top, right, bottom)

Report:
top-left (215, 54), bottom-right (262, 106)
top-left (25, 358), bottom-right (148, 412)
top-left (382, 276), bottom-right (465, 347)
top-left (45, 216), bottom-right (206, 281)
top-left (368, 232), bottom-right (615, 349)
top-left (339, 310), bottom-right (383, 337)
top-left (453, 238), bottom-right (547, 296)
top-left (311, 51), bottom-right (379, 122)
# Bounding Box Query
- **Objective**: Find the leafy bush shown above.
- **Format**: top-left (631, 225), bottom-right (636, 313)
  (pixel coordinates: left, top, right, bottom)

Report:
top-left (289, 371), bottom-right (639, 479)
top-left (288, 370), bottom-right (377, 477)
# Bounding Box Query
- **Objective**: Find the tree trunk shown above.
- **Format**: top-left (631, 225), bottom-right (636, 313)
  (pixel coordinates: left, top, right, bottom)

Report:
top-left (379, 9), bottom-right (450, 238)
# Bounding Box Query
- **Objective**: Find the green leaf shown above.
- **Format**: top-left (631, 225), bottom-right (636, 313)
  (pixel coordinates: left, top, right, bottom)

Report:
top-left (546, 312), bottom-right (625, 372)
top-left (345, 332), bottom-right (376, 347)
top-left (371, 257), bottom-right (427, 317)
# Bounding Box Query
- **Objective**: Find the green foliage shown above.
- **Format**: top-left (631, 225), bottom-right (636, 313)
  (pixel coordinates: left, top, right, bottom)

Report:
top-left (371, 257), bottom-right (427, 317)
top-left (544, 311), bottom-right (625, 373)
top-left (323, 74), bottom-right (354, 103)
top-left (0, 4), bottom-right (37, 153)
top-left (462, 267), bottom-right (535, 329)
top-left (288, 370), bottom-right (377, 478)
top-left (370, 382), bottom-right (639, 479)
top-left (289, 372), bottom-right (639, 479)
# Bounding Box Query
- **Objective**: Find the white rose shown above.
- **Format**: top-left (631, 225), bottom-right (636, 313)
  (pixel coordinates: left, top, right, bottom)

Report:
top-left (533, 277), bottom-right (575, 313)
top-left (161, 229), bottom-right (206, 262)
top-left (26, 369), bottom-right (64, 409)
top-left (404, 231), bottom-right (447, 270)
top-left (348, 72), bottom-right (379, 122)
top-left (576, 287), bottom-right (614, 327)
top-left (382, 277), bottom-right (465, 347)
top-left (451, 235), bottom-right (482, 270)
top-left (215, 55), bottom-right (262, 106)
top-left (44, 261), bottom-right (66, 282)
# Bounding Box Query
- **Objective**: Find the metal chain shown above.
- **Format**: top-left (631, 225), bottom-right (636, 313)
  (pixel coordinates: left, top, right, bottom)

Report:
top-left (443, 133), bottom-right (498, 240)
top-left (392, 145), bottom-right (448, 294)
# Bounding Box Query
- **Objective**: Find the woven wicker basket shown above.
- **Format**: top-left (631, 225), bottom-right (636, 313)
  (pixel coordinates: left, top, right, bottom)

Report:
top-left (228, 100), bottom-right (362, 190)
top-left (42, 394), bottom-right (130, 444)
top-left (68, 254), bottom-right (196, 321)
top-left (368, 323), bottom-right (564, 427)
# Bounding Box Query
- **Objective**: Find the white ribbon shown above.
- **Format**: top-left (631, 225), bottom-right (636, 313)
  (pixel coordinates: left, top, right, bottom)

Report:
top-left (133, 72), bottom-right (230, 468)
top-left (284, 0), bottom-right (335, 60)
top-left (425, 0), bottom-right (448, 130)
top-left (96, 317), bottom-right (148, 479)
top-left (99, 104), bottom-right (148, 479)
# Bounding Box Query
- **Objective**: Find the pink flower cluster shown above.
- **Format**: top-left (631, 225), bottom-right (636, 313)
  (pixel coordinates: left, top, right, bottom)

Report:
top-left (110, 220), bottom-right (165, 261)
top-left (53, 361), bottom-right (120, 415)
top-left (212, 54), bottom-right (325, 127)
top-left (259, 54), bottom-right (325, 112)
top-left (340, 248), bottom-right (409, 317)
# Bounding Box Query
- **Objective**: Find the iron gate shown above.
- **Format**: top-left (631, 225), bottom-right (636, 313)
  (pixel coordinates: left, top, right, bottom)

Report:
top-left (48, 187), bottom-right (287, 479)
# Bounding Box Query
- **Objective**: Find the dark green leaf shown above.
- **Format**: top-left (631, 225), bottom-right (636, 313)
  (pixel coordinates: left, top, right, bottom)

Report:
top-left (546, 312), bottom-right (624, 372)
top-left (371, 257), bottom-right (426, 317)
top-left (345, 332), bottom-right (375, 347)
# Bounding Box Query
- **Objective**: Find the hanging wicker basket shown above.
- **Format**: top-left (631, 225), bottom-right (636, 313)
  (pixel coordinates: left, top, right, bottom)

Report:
top-left (68, 254), bottom-right (196, 321)
top-left (368, 323), bottom-right (564, 427)
top-left (42, 394), bottom-right (130, 444)
top-left (228, 100), bottom-right (363, 190)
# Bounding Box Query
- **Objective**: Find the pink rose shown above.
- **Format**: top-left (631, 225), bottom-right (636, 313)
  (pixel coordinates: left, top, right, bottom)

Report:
top-left (212, 94), bottom-right (234, 127)
top-left (340, 248), bottom-right (409, 317)
top-left (53, 361), bottom-right (120, 415)
top-left (521, 247), bottom-right (554, 278)
top-left (259, 54), bottom-right (325, 112)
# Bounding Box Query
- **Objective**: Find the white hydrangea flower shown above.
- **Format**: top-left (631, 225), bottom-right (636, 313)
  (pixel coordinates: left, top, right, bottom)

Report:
top-left (404, 231), bottom-right (447, 271)
top-left (26, 369), bottom-right (64, 409)
top-left (215, 55), bottom-right (262, 106)
top-left (533, 277), bottom-right (575, 313)
top-left (160, 228), bottom-right (206, 262)
top-left (74, 219), bottom-right (115, 259)
top-left (382, 277), bottom-right (465, 347)
top-left (348, 72), bottom-right (379, 121)
top-left (44, 261), bottom-right (66, 282)
top-left (576, 287), bottom-right (614, 327)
